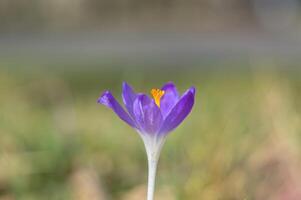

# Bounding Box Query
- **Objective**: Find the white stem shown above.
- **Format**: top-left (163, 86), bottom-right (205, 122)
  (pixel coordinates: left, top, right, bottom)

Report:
top-left (141, 134), bottom-right (166, 200)
top-left (147, 153), bottom-right (159, 200)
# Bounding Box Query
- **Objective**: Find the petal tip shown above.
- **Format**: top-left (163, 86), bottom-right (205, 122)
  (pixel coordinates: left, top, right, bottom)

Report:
top-left (122, 81), bottom-right (135, 95)
top-left (166, 81), bottom-right (175, 85)
top-left (161, 81), bottom-right (176, 90)
top-left (122, 81), bottom-right (128, 88)
top-left (97, 90), bottom-right (110, 104)
top-left (189, 87), bottom-right (196, 96)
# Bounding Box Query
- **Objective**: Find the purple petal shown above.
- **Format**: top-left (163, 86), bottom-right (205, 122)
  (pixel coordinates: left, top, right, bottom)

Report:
top-left (160, 82), bottom-right (179, 118)
top-left (159, 87), bottom-right (195, 134)
top-left (98, 91), bottom-right (136, 128)
top-left (189, 87), bottom-right (196, 96)
top-left (133, 94), bottom-right (163, 134)
top-left (122, 82), bottom-right (137, 118)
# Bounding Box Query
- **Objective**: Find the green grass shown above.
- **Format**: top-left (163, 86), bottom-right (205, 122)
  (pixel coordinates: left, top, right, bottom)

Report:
top-left (0, 66), bottom-right (300, 199)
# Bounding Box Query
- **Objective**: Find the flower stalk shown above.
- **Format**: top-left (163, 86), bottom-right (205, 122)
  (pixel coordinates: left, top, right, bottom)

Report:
top-left (147, 154), bottom-right (158, 200)
top-left (142, 135), bottom-right (166, 200)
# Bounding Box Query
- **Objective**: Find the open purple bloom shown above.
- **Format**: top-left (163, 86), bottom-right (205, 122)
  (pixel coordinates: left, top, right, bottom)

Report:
top-left (98, 82), bottom-right (195, 137)
top-left (98, 82), bottom-right (195, 200)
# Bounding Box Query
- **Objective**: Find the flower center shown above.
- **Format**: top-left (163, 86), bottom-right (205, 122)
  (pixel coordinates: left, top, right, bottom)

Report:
top-left (151, 88), bottom-right (165, 107)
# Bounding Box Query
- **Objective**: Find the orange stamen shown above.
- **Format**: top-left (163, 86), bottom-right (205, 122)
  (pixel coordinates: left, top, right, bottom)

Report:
top-left (151, 88), bottom-right (165, 107)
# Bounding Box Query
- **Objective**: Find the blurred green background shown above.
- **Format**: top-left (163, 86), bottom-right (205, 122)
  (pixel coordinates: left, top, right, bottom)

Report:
top-left (1, 66), bottom-right (301, 200)
top-left (1, 1), bottom-right (301, 200)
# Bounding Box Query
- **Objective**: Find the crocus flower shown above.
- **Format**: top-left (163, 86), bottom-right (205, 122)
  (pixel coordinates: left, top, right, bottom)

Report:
top-left (98, 82), bottom-right (195, 200)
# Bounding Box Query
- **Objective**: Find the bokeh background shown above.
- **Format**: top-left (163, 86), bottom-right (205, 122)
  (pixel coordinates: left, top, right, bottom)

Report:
top-left (1, 0), bottom-right (301, 199)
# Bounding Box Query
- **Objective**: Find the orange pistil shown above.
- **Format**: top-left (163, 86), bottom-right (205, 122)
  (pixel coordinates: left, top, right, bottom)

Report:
top-left (151, 88), bottom-right (165, 107)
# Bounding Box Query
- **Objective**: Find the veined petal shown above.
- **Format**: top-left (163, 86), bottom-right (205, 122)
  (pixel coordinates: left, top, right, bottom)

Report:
top-left (133, 94), bottom-right (163, 135)
top-left (159, 87), bottom-right (195, 134)
top-left (122, 82), bottom-right (137, 118)
top-left (160, 82), bottom-right (179, 118)
top-left (98, 91), bottom-right (136, 128)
